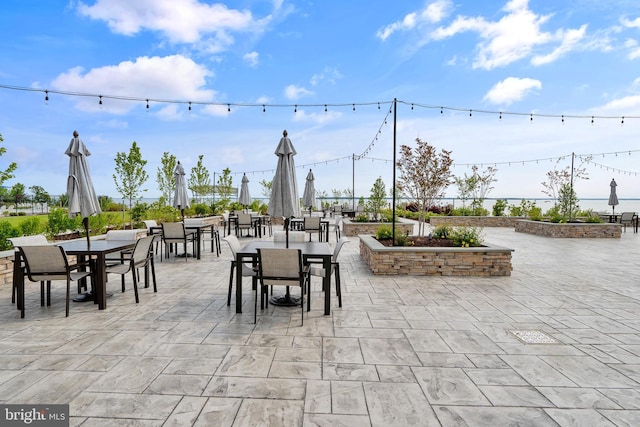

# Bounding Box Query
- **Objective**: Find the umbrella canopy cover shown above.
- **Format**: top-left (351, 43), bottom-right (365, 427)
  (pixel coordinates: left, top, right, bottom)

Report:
top-left (239, 173), bottom-right (252, 206)
top-left (267, 130), bottom-right (300, 218)
top-left (66, 131), bottom-right (101, 219)
top-left (173, 161), bottom-right (190, 210)
top-left (302, 169), bottom-right (316, 210)
top-left (608, 178), bottom-right (619, 210)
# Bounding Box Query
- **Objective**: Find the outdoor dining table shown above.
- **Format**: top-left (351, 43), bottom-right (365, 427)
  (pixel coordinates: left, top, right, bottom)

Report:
top-left (235, 240), bottom-right (334, 315)
top-left (56, 239), bottom-right (136, 310)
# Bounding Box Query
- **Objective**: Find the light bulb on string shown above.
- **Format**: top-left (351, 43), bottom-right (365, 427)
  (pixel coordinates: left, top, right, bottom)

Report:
top-left (146, 99), bottom-right (149, 111)
top-left (530, 113), bottom-right (533, 123)
top-left (262, 104), bottom-right (266, 113)
top-left (377, 102), bottom-right (380, 110)
top-left (469, 109), bottom-right (472, 118)
top-left (621, 116), bottom-right (624, 126)
top-left (99, 96), bottom-right (103, 109)
top-left (411, 104), bottom-right (413, 110)
top-left (188, 102), bottom-right (191, 112)
top-left (561, 115), bottom-right (565, 125)
top-left (440, 107), bottom-right (443, 114)
top-left (499, 112), bottom-right (502, 120)
top-left (227, 104), bottom-right (231, 113)
top-left (45, 90), bottom-right (49, 105)
top-left (352, 104), bottom-right (355, 112)
top-left (591, 116), bottom-right (594, 125)
top-left (294, 105), bottom-right (297, 113)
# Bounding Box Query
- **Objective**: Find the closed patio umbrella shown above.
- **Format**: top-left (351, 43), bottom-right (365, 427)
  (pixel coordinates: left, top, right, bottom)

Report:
top-left (238, 173), bottom-right (251, 209)
top-left (266, 130), bottom-right (301, 306)
top-left (267, 130), bottom-right (300, 221)
top-left (173, 161), bottom-right (190, 220)
top-left (608, 178), bottom-right (619, 215)
top-left (302, 169), bottom-right (316, 215)
top-left (66, 130), bottom-right (101, 246)
top-left (66, 130), bottom-right (101, 301)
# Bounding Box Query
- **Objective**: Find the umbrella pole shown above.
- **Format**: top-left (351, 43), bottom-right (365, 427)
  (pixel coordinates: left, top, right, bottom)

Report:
top-left (83, 217), bottom-right (90, 250)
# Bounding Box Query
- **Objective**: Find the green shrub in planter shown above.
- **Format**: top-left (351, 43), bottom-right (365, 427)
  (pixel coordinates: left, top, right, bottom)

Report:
top-left (375, 225), bottom-right (393, 239)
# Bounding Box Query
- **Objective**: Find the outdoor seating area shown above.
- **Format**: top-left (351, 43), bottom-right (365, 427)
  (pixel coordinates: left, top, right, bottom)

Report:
top-left (2, 222), bottom-right (640, 425)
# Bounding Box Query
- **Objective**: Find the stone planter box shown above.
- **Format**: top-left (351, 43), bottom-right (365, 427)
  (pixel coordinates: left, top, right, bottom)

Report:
top-left (342, 218), bottom-right (414, 237)
top-left (430, 216), bottom-right (524, 228)
top-left (515, 220), bottom-right (621, 238)
top-left (359, 235), bottom-right (514, 276)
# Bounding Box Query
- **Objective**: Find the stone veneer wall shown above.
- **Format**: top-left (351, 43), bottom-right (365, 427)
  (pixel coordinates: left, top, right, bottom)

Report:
top-left (342, 219), bottom-right (414, 237)
top-left (429, 216), bottom-right (523, 227)
top-left (359, 235), bottom-right (513, 277)
top-left (514, 220), bottom-right (621, 238)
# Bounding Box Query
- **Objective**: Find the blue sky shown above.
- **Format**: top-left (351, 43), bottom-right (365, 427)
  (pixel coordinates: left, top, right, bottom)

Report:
top-left (1, 0), bottom-right (640, 205)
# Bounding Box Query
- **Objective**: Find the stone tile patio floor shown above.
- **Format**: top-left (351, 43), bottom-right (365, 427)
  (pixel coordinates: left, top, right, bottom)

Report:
top-left (1, 224), bottom-right (640, 426)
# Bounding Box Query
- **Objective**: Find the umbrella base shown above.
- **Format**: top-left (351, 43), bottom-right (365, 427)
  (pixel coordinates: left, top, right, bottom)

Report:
top-left (73, 292), bottom-right (114, 302)
top-left (270, 294), bottom-right (301, 306)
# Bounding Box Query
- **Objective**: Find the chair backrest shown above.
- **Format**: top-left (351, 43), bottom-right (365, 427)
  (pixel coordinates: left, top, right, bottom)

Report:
top-left (106, 230), bottom-right (144, 241)
top-left (9, 235), bottom-right (48, 249)
top-left (222, 235), bottom-right (242, 256)
top-left (304, 216), bottom-right (321, 231)
top-left (143, 220), bottom-right (158, 230)
top-left (161, 222), bottom-right (185, 239)
top-left (273, 231), bottom-right (306, 242)
top-left (18, 245), bottom-right (69, 281)
top-left (131, 235), bottom-right (155, 266)
top-left (333, 237), bottom-right (350, 262)
top-left (257, 248), bottom-right (303, 287)
top-left (237, 213), bottom-right (252, 226)
top-left (619, 212), bottom-right (636, 224)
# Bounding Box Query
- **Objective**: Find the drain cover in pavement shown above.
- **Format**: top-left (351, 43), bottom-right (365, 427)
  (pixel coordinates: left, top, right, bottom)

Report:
top-left (508, 330), bottom-right (559, 344)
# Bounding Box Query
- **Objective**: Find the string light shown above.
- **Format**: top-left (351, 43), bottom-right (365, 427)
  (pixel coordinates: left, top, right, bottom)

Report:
top-left (188, 101), bottom-right (191, 111)
top-left (262, 104), bottom-right (265, 113)
top-left (99, 95), bottom-right (103, 108)
top-left (0, 85), bottom-right (637, 123)
top-left (294, 104), bottom-right (297, 113)
top-left (499, 111), bottom-right (502, 120)
top-left (44, 90), bottom-right (49, 104)
top-left (530, 113), bottom-right (533, 122)
top-left (146, 99), bottom-right (149, 110)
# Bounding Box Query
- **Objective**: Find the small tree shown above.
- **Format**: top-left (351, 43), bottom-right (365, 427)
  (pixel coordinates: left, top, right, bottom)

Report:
top-left (215, 168), bottom-right (234, 212)
top-left (259, 179), bottom-right (273, 198)
top-left (367, 177), bottom-right (387, 221)
top-left (10, 183), bottom-right (26, 213)
top-left (0, 133), bottom-right (17, 187)
top-left (188, 155), bottom-right (213, 203)
top-left (29, 185), bottom-right (50, 213)
top-left (156, 152), bottom-right (176, 206)
top-left (113, 141), bottom-right (149, 224)
top-left (397, 138), bottom-right (453, 235)
top-left (557, 183), bottom-right (580, 222)
top-left (541, 156), bottom-right (590, 206)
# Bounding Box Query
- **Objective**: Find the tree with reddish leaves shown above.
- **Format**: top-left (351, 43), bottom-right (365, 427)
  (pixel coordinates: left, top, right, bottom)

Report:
top-left (397, 138), bottom-right (453, 235)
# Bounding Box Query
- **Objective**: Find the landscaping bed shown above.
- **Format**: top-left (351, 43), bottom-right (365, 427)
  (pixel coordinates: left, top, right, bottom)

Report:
top-left (359, 234), bottom-right (514, 276)
top-left (515, 220), bottom-right (621, 238)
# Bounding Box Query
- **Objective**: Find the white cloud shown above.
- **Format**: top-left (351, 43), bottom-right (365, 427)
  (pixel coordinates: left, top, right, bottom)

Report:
top-left (430, 0), bottom-right (587, 69)
top-left (284, 84), bottom-right (314, 100)
top-left (621, 17), bottom-right (640, 29)
top-left (624, 38), bottom-right (640, 59)
top-left (243, 51), bottom-right (259, 67)
top-left (50, 54), bottom-right (215, 113)
top-left (376, 0), bottom-right (452, 41)
top-left (310, 67), bottom-right (343, 86)
top-left (599, 95), bottom-right (640, 112)
top-left (531, 25), bottom-right (587, 65)
top-left (292, 109), bottom-right (342, 125)
top-left (77, 0), bottom-right (269, 51)
top-left (483, 77), bottom-right (542, 105)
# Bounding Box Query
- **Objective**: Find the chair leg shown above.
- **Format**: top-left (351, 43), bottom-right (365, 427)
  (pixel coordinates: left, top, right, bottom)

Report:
top-left (40, 281), bottom-right (45, 306)
top-left (335, 265), bottom-right (342, 307)
top-left (254, 283), bottom-right (259, 324)
top-left (150, 257), bottom-right (157, 292)
top-left (227, 262), bottom-right (235, 306)
top-left (131, 270), bottom-right (140, 303)
top-left (46, 281), bottom-right (51, 306)
top-left (66, 279), bottom-right (70, 317)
